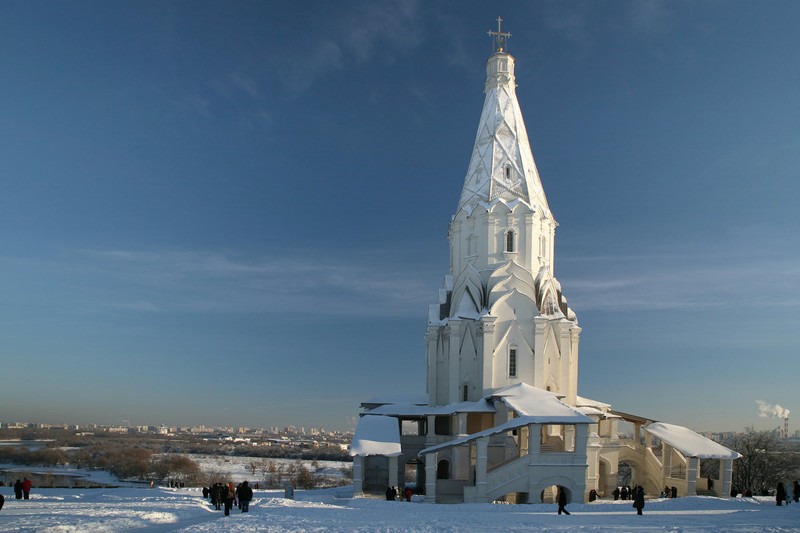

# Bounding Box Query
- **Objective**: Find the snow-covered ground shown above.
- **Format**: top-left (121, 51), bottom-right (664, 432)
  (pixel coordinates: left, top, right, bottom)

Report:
top-left (1, 486), bottom-right (799, 532)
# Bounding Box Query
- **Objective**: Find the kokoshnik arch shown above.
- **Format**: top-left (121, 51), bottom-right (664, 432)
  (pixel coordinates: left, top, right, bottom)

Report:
top-left (350, 20), bottom-right (740, 504)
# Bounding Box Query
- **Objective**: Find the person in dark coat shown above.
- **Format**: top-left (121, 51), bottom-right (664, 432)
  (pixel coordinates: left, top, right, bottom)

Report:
top-left (793, 480), bottom-right (800, 503)
top-left (633, 485), bottom-right (645, 515)
top-left (211, 483), bottom-right (222, 510)
top-left (557, 487), bottom-right (570, 515)
top-left (776, 482), bottom-right (786, 506)
top-left (238, 480), bottom-right (253, 513)
top-left (612, 487), bottom-right (620, 500)
top-left (13, 479), bottom-right (23, 500)
top-left (224, 482), bottom-right (235, 516)
top-left (0, 493), bottom-right (5, 511)
top-left (202, 486), bottom-right (209, 499)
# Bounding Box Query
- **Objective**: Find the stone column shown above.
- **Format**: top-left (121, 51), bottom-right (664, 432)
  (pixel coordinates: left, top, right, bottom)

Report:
top-left (425, 326), bottom-right (439, 404)
top-left (487, 213), bottom-right (499, 265)
top-left (425, 452), bottom-right (437, 502)
top-left (662, 444), bottom-right (672, 483)
top-left (457, 412), bottom-right (468, 436)
top-left (480, 316), bottom-right (496, 396)
top-left (448, 319), bottom-right (463, 404)
top-left (687, 457), bottom-right (699, 496)
top-left (352, 455), bottom-right (363, 495)
top-left (527, 423), bottom-right (541, 464)
top-left (523, 213), bottom-right (534, 270)
top-left (388, 455), bottom-right (398, 490)
top-left (720, 458), bottom-right (733, 497)
top-left (567, 325), bottom-right (581, 406)
top-left (426, 415), bottom-right (437, 447)
top-left (576, 425), bottom-right (589, 503)
top-left (533, 317), bottom-right (547, 389)
top-left (449, 219), bottom-right (461, 276)
top-left (558, 324), bottom-right (571, 398)
top-left (475, 437), bottom-right (489, 502)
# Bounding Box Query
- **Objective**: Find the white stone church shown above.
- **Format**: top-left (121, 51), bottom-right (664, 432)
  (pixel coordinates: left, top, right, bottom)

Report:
top-left (350, 25), bottom-right (739, 504)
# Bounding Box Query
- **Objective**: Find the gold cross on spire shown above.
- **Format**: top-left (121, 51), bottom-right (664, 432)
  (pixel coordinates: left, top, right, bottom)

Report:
top-left (487, 16), bottom-right (511, 52)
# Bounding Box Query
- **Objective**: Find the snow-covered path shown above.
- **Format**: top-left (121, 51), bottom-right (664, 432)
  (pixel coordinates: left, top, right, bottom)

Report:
top-left (1, 487), bottom-right (799, 532)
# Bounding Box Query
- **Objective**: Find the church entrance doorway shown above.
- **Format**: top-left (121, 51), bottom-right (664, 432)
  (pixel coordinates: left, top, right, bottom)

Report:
top-left (404, 459), bottom-right (424, 493)
top-left (540, 484), bottom-right (571, 504)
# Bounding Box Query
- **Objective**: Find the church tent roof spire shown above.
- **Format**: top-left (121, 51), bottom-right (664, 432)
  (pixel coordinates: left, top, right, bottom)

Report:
top-left (456, 21), bottom-right (551, 220)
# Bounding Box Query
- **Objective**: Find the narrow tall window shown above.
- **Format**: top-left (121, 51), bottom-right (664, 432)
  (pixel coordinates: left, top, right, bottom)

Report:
top-left (509, 348), bottom-right (517, 378)
top-left (505, 165), bottom-right (511, 180)
top-left (506, 230), bottom-right (515, 253)
top-left (463, 384), bottom-right (469, 402)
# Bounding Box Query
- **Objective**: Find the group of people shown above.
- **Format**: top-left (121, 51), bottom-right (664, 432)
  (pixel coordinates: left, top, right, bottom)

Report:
top-left (612, 484), bottom-right (652, 501)
top-left (0, 478), bottom-right (33, 512)
top-left (384, 486), bottom-right (413, 502)
top-left (560, 485), bottom-right (645, 516)
top-left (729, 481), bottom-right (800, 503)
top-left (775, 480), bottom-right (800, 506)
top-left (202, 481), bottom-right (253, 516)
top-left (658, 486), bottom-right (679, 498)
top-left (13, 478), bottom-right (32, 500)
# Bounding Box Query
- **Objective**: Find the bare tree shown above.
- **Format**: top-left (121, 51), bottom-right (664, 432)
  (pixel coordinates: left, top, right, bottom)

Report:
top-left (727, 428), bottom-right (799, 494)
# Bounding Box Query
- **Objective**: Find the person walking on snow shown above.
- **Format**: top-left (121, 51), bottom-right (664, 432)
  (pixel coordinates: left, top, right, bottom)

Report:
top-left (776, 482), bottom-right (786, 506)
top-left (633, 486), bottom-right (645, 515)
top-left (557, 487), bottom-right (571, 515)
top-left (238, 480), bottom-right (253, 512)
top-left (224, 482), bottom-right (236, 516)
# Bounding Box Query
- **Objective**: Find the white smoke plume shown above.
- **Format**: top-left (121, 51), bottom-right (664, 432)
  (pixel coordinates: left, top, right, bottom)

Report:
top-left (756, 400), bottom-right (790, 418)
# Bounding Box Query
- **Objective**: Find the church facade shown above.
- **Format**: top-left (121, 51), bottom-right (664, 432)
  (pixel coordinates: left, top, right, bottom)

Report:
top-left (350, 27), bottom-right (738, 504)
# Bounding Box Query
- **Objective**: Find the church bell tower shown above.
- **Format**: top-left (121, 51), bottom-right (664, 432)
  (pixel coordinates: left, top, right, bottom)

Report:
top-left (426, 20), bottom-right (582, 407)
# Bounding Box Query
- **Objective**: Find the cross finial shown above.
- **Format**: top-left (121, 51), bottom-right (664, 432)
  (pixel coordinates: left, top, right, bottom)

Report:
top-left (487, 16), bottom-right (511, 53)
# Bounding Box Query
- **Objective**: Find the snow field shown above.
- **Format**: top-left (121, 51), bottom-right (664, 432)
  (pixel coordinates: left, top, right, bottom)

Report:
top-left (1, 487), bottom-right (799, 532)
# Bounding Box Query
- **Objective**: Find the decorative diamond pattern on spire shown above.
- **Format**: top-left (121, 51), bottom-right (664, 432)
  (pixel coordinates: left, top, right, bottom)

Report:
top-left (457, 52), bottom-right (551, 217)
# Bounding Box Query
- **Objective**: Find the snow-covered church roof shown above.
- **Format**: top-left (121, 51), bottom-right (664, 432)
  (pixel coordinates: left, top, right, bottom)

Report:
top-left (349, 415), bottom-right (401, 457)
top-left (644, 422), bottom-right (741, 460)
top-left (367, 399), bottom-right (495, 417)
top-left (490, 383), bottom-right (592, 424)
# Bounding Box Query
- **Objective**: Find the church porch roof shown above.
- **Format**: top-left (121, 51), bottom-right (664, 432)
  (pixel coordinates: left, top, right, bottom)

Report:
top-left (644, 422), bottom-right (741, 460)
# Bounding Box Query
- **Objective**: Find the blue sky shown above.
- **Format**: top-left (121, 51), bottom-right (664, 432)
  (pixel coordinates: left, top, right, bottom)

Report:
top-left (1, 1), bottom-right (798, 433)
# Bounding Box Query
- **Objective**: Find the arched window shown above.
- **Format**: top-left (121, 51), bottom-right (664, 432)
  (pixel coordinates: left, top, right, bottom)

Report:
top-left (505, 230), bottom-right (515, 253)
top-left (437, 459), bottom-right (450, 480)
top-left (509, 348), bottom-right (517, 378)
top-left (462, 384), bottom-right (469, 402)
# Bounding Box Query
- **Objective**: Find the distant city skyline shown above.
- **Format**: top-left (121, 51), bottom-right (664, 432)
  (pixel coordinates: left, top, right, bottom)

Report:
top-left (2, 2), bottom-right (799, 432)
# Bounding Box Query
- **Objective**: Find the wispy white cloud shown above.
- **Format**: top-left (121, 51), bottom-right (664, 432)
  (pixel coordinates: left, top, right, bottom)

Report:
top-left (560, 247), bottom-right (800, 312)
top-left (275, 1), bottom-right (423, 96)
top-left (72, 248), bottom-right (434, 318)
